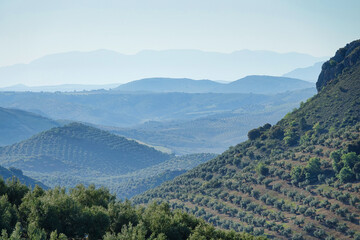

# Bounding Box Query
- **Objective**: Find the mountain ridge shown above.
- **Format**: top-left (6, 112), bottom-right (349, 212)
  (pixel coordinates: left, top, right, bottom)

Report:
top-left (0, 49), bottom-right (326, 87)
top-left (114, 76), bottom-right (314, 94)
top-left (133, 40), bottom-right (360, 239)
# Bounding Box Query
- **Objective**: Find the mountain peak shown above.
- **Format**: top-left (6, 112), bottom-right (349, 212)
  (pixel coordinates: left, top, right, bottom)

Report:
top-left (316, 39), bottom-right (360, 91)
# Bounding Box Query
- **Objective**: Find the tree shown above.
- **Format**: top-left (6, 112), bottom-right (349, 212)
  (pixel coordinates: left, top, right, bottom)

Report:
top-left (341, 152), bottom-right (360, 169)
top-left (305, 157), bottom-right (321, 182)
top-left (248, 129), bottom-right (261, 140)
top-left (256, 163), bottom-right (269, 176)
top-left (331, 150), bottom-right (343, 173)
top-left (291, 166), bottom-right (305, 183)
top-left (284, 128), bottom-right (298, 146)
top-left (0, 196), bottom-right (18, 234)
top-left (338, 166), bottom-right (355, 183)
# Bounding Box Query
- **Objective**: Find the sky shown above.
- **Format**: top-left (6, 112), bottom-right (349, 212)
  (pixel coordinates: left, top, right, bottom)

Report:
top-left (0, 0), bottom-right (359, 67)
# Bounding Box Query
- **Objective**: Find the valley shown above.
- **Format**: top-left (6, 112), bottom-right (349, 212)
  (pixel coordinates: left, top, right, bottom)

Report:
top-left (0, 2), bottom-right (358, 238)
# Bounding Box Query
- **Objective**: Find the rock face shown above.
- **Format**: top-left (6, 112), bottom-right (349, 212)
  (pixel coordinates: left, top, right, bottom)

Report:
top-left (316, 39), bottom-right (360, 92)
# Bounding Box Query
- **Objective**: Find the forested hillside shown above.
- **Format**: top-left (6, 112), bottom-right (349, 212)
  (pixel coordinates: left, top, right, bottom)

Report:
top-left (134, 40), bottom-right (360, 239)
top-left (0, 180), bottom-right (262, 240)
top-left (0, 122), bottom-right (217, 199)
top-left (0, 107), bottom-right (59, 146)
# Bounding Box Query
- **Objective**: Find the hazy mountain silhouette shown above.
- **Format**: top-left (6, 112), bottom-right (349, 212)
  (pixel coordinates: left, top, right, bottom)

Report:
top-left (0, 49), bottom-right (326, 87)
top-left (283, 61), bottom-right (324, 82)
top-left (114, 76), bottom-right (314, 94)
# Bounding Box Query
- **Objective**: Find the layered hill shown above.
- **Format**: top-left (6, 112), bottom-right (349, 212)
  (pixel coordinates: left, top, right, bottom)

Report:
top-left (0, 49), bottom-right (325, 87)
top-left (109, 87), bottom-right (316, 154)
top-left (0, 122), bottom-right (171, 175)
top-left (114, 76), bottom-right (314, 94)
top-left (0, 122), bottom-right (218, 199)
top-left (283, 62), bottom-right (324, 82)
top-left (0, 88), bottom-right (315, 128)
top-left (134, 40), bottom-right (360, 239)
top-left (0, 165), bottom-right (48, 189)
top-left (0, 107), bottom-right (59, 146)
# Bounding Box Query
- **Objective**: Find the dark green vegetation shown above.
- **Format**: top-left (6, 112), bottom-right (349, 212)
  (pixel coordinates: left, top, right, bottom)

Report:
top-left (0, 107), bottom-right (59, 146)
top-left (134, 40), bottom-right (360, 239)
top-left (0, 181), bottom-right (263, 240)
top-left (0, 166), bottom-right (47, 189)
top-left (0, 123), bottom-right (216, 199)
top-left (114, 76), bottom-right (314, 94)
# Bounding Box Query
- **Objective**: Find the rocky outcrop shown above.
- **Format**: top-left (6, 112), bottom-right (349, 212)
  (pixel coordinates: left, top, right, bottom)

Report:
top-left (316, 39), bottom-right (360, 92)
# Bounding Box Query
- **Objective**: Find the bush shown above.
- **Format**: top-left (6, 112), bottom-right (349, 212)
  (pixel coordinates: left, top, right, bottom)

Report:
top-left (248, 129), bottom-right (261, 140)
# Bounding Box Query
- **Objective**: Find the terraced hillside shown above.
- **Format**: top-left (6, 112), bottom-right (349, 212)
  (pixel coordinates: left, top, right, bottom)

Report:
top-left (0, 122), bottom-right (171, 176)
top-left (134, 40), bottom-right (360, 239)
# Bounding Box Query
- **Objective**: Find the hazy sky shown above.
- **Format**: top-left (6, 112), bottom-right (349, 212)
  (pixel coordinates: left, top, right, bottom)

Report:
top-left (0, 0), bottom-right (359, 67)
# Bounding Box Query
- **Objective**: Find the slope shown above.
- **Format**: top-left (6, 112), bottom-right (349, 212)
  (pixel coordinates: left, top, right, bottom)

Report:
top-left (0, 122), bottom-right (171, 176)
top-left (114, 77), bottom-right (222, 93)
top-left (0, 165), bottom-right (48, 189)
top-left (219, 75), bottom-right (314, 94)
top-left (109, 87), bottom-right (316, 154)
top-left (283, 62), bottom-right (324, 82)
top-left (0, 89), bottom-right (315, 128)
top-left (114, 76), bottom-right (313, 94)
top-left (0, 107), bottom-right (59, 146)
top-left (133, 40), bottom-right (360, 239)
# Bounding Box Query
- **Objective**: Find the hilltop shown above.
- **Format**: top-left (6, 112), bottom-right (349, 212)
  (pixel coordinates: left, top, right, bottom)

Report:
top-left (0, 122), bottom-right (218, 199)
top-left (283, 62), bottom-right (324, 82)
top-left (134, 40), bottom-right (360, 239)
top-left (0, 122), bottom-right (170, 176)
top-left (0, 107), bottom-right (59, 146)
top-left (114, 76), bottom-right (313, 94)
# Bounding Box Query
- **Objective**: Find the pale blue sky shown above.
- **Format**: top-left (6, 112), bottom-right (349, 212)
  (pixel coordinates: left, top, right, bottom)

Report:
top-left (0, 0), bottom-right (359, 67)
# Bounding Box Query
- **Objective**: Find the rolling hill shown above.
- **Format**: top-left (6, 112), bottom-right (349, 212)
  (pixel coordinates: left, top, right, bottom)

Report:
top-left (219, 75), bottom-right (314, 94)
top-left (114, 78), bottom-right (222, 93)
top-left (283, 61), bottom-right (324, 82)
top-left (114, 76), bottom-right (314, 94)
top-left (0, 165), bottom-right (48, 189)
top-left (0, 122), bottom-right (218, 199)
top-left (0, 107), bottom-right (60, 146)
top-left (103, 88), bottom-right (316, 154)
top-left (133, 40), bottom-right (360, 239)
top-left (0, 122), bottom-right (171, 175)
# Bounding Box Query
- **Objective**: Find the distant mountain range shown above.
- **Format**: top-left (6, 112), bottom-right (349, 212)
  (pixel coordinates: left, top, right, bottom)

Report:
top-left (0, 49), bottom-right (326, 87)
top-left (114, 76), bottom-right (314, 94)
top-left (283, 61), bottom-right (324, 82)
top-left (0, 83), bottom-right (119, 92)
top-left (0, 87), bottom-right (316, 129)
top-left (0, 107), bottom-right (60, 146)
top-left (106, 87), bottom-right (316, 154)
